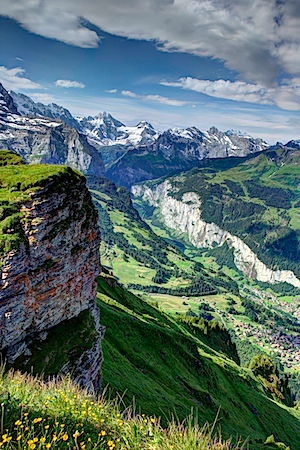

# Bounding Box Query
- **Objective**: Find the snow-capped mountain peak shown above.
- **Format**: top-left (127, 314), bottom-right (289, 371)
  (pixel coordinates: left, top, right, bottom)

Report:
top-left (285, 139), bottom-right (300, 149)
top-left (79, 114), bottom-right (159, 148)
top-left (9, 91), bottom-right (81, 131)
top-left (0, 83), bottom-right (104, 176)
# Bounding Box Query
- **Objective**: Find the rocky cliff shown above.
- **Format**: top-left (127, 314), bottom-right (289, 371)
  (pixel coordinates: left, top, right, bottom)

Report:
top-left (132, 181), bottom-right (300, 288)
top-left (0, 152), bottom-right (104, 388)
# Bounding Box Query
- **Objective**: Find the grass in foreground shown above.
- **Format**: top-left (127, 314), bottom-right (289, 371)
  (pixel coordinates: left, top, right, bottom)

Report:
top-left (0, 368), bottom-right (246, 450)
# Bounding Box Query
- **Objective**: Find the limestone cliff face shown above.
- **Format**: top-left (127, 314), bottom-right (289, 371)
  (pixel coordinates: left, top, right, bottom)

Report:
top-left (132, 181), bottom-right (300, 288)
top-left (0, 169), bottom-right (104, 388)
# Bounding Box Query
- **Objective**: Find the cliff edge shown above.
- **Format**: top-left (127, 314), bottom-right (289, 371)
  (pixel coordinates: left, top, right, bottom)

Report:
top-left (0, 150), bottom-right (104, 388)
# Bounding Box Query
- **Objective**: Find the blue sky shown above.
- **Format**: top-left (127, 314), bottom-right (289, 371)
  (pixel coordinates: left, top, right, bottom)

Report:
top-left (0, 0), bottom-right (300, 143)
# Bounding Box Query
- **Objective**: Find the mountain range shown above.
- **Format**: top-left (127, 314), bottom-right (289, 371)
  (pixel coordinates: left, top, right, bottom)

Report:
top-left (0, 85), bottom-right (104, 176)
top-left (2, 85), bottom-right (272, 186)
top-left (5, 84), bottom-right (300, 189)
top-left (1, 82), bottom-right (300, 448)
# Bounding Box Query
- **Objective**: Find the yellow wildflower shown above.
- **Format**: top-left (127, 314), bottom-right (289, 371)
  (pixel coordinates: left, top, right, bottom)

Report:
top-left (45, 444), bottom-right (51, 449)
top-left (62, 434), bottom-right (68, 441)
top-left (15, 420), bottom-right (22, 426)
top-left (33, 417), bottom-right (42, 424)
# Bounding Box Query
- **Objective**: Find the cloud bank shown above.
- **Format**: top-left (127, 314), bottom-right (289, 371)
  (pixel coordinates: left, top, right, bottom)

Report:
top-left (162, 77), bottom-right (300, 110)
top-left (55, 79), bottom-right (86, 88)
top-left (0, 66), bottom-right (42, 90)
top-left (121, 90), bottom-right (190, 106)
top-left (0, 0), bottom-right (300, 87)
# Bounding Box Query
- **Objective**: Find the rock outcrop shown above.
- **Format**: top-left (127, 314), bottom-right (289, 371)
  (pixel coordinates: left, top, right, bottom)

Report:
top-left (132, 181), bottom-right (300, 288)
top-left (0, 157), bottom-right (104, 388)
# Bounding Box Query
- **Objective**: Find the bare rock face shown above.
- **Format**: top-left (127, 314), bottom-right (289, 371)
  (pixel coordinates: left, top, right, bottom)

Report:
top-left (0, 168), bottom-right (104, 388)
top-left (132, 181), bottom-right (300, 289)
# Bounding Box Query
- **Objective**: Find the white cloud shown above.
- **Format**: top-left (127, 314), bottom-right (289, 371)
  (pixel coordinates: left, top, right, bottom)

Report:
top-left (0, 66), bottom-right (42, 90)
top-left (0, 1), bottom-right (99, 48)
top-left (55, 79), bottom-right (85, 88)
top-left (106, 89), bottom-right (117, 93)
top-left (161, 77), bottom-right (300, 111)
top-left (1, 0), bottom-right (300, 85)
top-left (121, 90), bottom-right (190, 106)
top-left (121, 90), bottom-right (138, 98)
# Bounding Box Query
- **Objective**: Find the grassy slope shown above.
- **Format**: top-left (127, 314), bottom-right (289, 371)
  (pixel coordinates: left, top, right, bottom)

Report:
top-left (7, 310), bottom-right (97, 376)
top-left (97, 274), bottom-right (300, 449)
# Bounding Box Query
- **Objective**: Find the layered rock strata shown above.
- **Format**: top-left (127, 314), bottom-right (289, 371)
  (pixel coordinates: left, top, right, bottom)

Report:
top-left (0, 168), bottom-right (104, 388)
top-left (132, 181), bottom-right (300, 288)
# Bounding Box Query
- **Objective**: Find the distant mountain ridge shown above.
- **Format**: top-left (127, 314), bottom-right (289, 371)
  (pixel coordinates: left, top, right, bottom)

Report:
top-left (8, 87), bottom-right (300, 189)
top-left (106, 125), bottom-right (269, 186)
top-left (9, 89), bottom-right (272, 182)
top-left (132, 144), bottom-right (300, 283)
top-left (0, 84), bottom-right (104, 176)
top-left (9, 90), bottom-right (81, 131)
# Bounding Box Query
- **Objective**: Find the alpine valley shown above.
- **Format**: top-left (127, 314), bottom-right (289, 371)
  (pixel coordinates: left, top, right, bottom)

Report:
top-left (1, 82), bottom-right (300, 449)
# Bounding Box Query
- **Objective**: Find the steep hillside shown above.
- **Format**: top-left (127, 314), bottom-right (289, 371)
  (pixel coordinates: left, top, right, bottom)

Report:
top-left (132, 145), bottom-right (300, 283)
top-left (132, 145), bottom-right (300, 373)
top-left (1, 368), bottom-right (286, 450)
top-left (0, 150), bottom-right (104, 387)
top-left (0, 84), bottom-right (104, 176)
top-left (86, 175), bottom-right (238, 297)
top-left (97, 273), bottom-right (300, 448)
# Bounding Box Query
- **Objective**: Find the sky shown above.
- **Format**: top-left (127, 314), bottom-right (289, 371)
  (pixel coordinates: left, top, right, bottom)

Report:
top-left (0, 0), bottom-right (300, 144)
